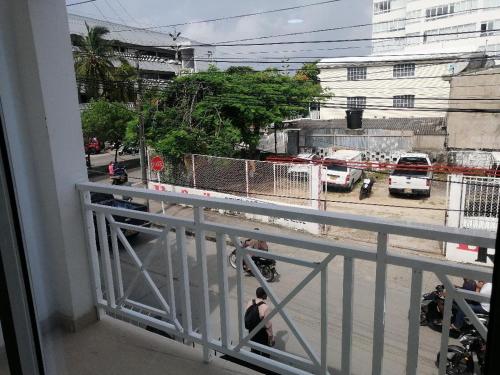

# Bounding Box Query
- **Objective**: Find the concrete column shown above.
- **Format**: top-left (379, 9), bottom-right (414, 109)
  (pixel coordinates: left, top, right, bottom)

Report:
top-left (0, 0), bottom-right (95, 331)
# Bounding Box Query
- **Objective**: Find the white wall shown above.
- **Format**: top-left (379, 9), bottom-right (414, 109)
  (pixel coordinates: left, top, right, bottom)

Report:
top-left (0, 0), bottom-right (94, 331)
top-left (319, 60), bottom-right (452, 119)
top-left (371, 0), bottom-right (500, 54)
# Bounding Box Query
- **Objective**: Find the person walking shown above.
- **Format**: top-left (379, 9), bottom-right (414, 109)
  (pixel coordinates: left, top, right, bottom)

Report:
top-left (245, 287), bottom-right (274, 357)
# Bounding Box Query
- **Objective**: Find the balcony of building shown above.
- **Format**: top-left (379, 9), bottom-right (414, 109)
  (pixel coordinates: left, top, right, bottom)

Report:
top-left (0, 1), bottom-right (497, 375)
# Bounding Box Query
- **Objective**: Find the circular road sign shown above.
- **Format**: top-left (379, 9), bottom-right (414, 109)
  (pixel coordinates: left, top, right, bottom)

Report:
top-left (151, 156), bottom-right (165, 172)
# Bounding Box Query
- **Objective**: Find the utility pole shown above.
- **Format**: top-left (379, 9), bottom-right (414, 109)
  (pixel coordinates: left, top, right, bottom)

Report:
top-left (135, 51), bottom-right (148, 185)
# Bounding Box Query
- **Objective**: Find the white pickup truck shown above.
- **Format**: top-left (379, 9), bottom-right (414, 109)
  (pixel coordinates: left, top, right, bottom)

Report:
top-left (388, 153), bottom-right (432, 197)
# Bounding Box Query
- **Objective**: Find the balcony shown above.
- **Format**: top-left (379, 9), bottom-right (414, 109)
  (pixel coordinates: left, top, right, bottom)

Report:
top-left (74, 181), bottom-right (494, 375)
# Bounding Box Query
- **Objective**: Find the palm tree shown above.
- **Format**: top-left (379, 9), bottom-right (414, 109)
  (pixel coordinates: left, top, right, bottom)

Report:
top-left (71, 22), bottom-right (117, 100)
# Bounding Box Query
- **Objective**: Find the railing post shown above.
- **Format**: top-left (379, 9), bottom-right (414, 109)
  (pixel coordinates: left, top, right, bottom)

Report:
top-left (194, 206), bottom-right (211, 362)
top-left (342, 257), bottom-right (354, 375)
top-left (406, 269), bottom-right (423, 375)
top-left (96, 213), bottom-right (116, 309)
top-left (236, 239), bottom-right (245, 342)
top-left (79, 191), bottom-right (105, 318)
top-left (216, 233), bottom-right (230, 348)
top-left (372, 232), bottom-right (388, 375)
top-left (320, 266), bottom-right (328, 375)
top-left (176, 226), bottom-right (192, 335)
top-left (438, 289), bottom-right (454, 374)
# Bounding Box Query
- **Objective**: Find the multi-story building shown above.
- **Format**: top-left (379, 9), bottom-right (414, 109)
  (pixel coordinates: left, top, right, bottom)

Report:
top-left (68, 14), bottom-right (214, 81)
top-left (318, 0), bottom-right (500, 119)
top-left (372, 0), bottom-right (500, 54)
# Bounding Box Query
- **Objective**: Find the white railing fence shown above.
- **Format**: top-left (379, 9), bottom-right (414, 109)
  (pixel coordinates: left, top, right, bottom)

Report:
top-left (77, 182), bottom-right (495, 375)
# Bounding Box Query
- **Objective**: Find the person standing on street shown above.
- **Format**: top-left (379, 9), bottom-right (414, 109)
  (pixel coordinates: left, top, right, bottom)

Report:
top-left (245, 287), bottom-right (274, 357)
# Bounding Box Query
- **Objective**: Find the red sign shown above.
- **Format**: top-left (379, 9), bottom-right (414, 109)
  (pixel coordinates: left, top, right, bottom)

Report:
top-left (151, 156), bottom-right (165, 172)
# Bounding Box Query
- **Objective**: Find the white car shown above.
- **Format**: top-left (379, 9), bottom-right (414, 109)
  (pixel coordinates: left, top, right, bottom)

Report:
top-left (322, 150), bottom-right (363, 191)
top-left (389, 153), bottom-right (432, 197)
top-left (287, 153), bottom-right (320, 176)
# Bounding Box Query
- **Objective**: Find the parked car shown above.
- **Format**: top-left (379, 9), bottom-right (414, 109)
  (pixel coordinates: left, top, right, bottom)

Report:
top-left (85, 137), bottom-right (101, 154)
top-left (287, 153), bottom-right (320, 177)
top-left (389, 153), bottom-right (432, 197)
top-left (91, 192), bottom-right (150, 238)
top-left (322, 150), bottom-right (363, 191)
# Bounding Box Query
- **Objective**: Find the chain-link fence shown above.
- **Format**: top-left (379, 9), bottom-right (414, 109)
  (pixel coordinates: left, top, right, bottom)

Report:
top-left (150, 153), bottom-right (320, 208)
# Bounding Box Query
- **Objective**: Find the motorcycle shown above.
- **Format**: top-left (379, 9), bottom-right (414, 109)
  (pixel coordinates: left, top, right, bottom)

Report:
top-left (436, 328), bottom-right (486, 374)
top-left (118, 143), bottom-right (139, 155)
top-left (359, 178), bottom-right (374, 200)
top-left (228, 244), bottom-right (279, 282)
top-left (110, 162), bottom-right (128, 185)
top-left (420, 284), bottom-right (488, 336)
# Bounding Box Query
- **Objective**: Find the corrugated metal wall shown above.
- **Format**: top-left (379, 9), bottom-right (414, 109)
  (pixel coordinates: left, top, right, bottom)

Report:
top-left (303, 128), bottom-right (414, 154)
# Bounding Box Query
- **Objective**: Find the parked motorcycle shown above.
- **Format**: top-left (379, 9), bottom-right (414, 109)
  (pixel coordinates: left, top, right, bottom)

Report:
top-left (359, 178), bottom-right (374, 200)
top-left (436, 328), bottom-right (486, 374)
top-left (420, 284), bottom-right (488, 336)
top-left (228, 245), bottom-right (279, 282)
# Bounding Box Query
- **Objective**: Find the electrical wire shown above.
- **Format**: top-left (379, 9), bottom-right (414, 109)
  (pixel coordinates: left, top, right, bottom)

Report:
top-left (213, 5), bottom-right (500, 44)
top-left (109, 0), bottom-right (342, 33)
top-left (138, 28), bottom-right (500, 48)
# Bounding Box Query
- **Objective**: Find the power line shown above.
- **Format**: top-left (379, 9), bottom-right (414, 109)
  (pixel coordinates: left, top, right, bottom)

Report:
top-left (214, 5), bottom-right (500, 44)
top-left (139, 28), bottom-right (500, 48)
top-left (67, 0), bottom-right (96, 6)
top-left (109, 0), bottom-right (342, 33)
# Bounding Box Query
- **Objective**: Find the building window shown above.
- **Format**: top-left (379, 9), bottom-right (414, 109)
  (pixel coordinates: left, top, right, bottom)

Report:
top-left (480, 20), bottom-right (499, 36)
top-left (424, 23), bottom-right (476, 43)
top-left (393, 63), bottom-right (415, 77)
top-left (373, 18), bottom-right (406, 33)
top-left (374, 1), bottom-right (391, 14)
top-left (347, 66), bottom-right (367, 81)
top-left (393, 95), bottom-right (415, 108)
top-left (347, 97), bottom-right (366, 109)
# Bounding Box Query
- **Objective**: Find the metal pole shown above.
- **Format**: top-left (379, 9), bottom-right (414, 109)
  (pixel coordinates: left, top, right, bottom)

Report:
top-left (135, 51), bottom-right (147, 186)
top-left (245, 160), bottom-right (249, 197)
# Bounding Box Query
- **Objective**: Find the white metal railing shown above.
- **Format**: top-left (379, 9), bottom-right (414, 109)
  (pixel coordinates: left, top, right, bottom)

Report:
top-left (77, 182), bottom-right (496, 375)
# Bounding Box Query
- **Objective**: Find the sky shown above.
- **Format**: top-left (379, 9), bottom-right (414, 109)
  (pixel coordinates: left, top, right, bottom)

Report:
top-left (67, 0), bottom-right (373, 69)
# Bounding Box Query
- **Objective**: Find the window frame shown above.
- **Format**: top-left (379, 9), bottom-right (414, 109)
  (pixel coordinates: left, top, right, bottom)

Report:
top-left (393, 95), bottom-right (415, 108)
top-left (346, 96), bottom-right (367, 109)
top-left (346, 66), bottom-right (367, 81)
top-left (393, 63), bottom-right (416, 78)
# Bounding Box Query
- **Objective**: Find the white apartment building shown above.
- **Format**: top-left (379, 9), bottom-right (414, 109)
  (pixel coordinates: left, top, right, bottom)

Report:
top-left (372, 0), bottom-right (500, 54)
top-left (319, 53), bottom-right (475, 118)
top-left (318, 0), bottom-right (500, 119)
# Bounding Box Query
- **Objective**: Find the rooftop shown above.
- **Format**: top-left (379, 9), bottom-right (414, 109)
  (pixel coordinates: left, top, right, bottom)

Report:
top-left (67, 13), bottom-right (206, 51)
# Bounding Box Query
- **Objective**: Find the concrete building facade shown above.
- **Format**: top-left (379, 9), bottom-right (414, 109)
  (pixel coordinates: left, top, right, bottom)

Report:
top-left (372, 0), bottom-right (500, 54)
top-left (318, 0), bottom-right (500, 120)
top-left (68, 14), bottom-right (214, 80)
top-left (446, 67), bottom-right (500, 149)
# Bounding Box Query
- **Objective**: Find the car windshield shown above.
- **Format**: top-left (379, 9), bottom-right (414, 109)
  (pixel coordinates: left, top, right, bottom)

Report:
top-left (326, 162), bottom-right (348, 172)
top-left (393, 157), bottom-right (429, 176)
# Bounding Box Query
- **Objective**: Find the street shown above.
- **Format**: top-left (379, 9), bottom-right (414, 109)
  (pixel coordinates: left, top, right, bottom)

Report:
top-left (94, 168), bottom-right (453, 375)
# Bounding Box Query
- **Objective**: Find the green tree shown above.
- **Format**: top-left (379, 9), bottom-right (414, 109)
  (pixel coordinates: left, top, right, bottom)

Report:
top-left (71, 23), bottom-right (135, 102)
top-left (146, 63), bottom-right (325, 161)
top-left (81, 100), bottom-right (137, 162)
